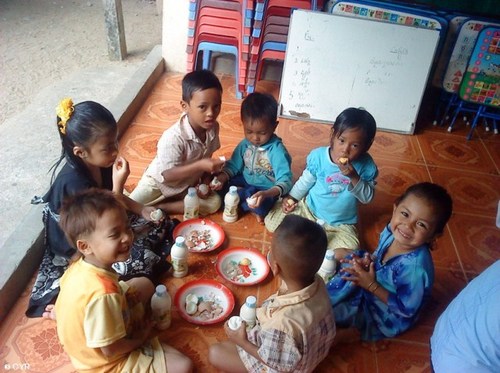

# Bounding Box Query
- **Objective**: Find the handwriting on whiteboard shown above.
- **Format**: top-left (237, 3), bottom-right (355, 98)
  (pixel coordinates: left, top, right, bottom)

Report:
top-left (279, 10), bottom-right (440, 133)
top-left (289, 56), bottom-right (314, 109)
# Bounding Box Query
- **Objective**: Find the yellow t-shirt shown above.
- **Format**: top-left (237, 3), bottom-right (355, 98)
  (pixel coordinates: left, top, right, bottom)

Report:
top-left (55, 258), bottom-right (166, 373)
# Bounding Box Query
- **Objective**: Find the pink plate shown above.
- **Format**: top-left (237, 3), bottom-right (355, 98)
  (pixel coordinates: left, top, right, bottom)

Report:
top-left (174, 279), bottom-right (235, 325)
top-left (173, 218), bottom-right (225, 253)
top-left (216, 247), bottom-right (270, 286)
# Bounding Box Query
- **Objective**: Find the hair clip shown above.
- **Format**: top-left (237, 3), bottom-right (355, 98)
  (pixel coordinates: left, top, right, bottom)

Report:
top-left (56, 97), bottom-right (74, 134)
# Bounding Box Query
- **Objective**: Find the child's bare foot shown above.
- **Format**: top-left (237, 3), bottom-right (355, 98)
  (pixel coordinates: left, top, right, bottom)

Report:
top-left (42, 304), bottom-right (56, 320)
top-left (252, 213), bottom-right (264, 225)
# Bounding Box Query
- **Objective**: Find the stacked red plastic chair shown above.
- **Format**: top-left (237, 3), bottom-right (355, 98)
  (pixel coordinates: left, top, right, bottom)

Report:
top-left (246, 0), bottom-right (323, 94)
top-left (186, 0), bottom-right (254, 99)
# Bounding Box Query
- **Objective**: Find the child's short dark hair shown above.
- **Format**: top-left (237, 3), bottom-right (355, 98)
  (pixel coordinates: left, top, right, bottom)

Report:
top-left (181, 70), bottom-right (223, 102)
top-left (395, 182), bottom-right (453, 235)
top-left (273, 215), bottom-right (327, 283)
top-left (332, 107), bottom-right (377, 151)
top-left (59, 188), bottom-right (127, 248)
top-left (240, 92), bottom-right (278, 127)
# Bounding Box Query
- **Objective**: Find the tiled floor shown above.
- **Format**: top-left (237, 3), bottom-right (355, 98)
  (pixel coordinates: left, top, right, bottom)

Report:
top-left (1, 73), bottom-right (498, 373)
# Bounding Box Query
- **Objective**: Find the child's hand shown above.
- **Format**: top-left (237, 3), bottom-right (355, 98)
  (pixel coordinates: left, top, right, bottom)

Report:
top-left (340, 252), bottom-right (373, 270)
top-left (141, 206), bottom-right (161, 223)
top-left (132, 317), bottom-right (156, 342)
top-left (358, 252), bottom-right (374, 271)
top-left (199, 158), bottom-right (225, 174)
top-left (341, 260), bottom-right (376, 289)
top-left (246, 191), bottom-right (266, 208)
top-left (337, 158), bottom-right (359, 181)
top-left (112, 156), bottom-right (130, 191)
top-left (282, 197), bottom-right (297, 213)
top-left (114, 156), bottom-right (130, 178)
top-left (197, 183), bottom-right (210, 199)
top-left (248, 187), bottom-right (281, 208)
top-left (224, 319), bottom-right (248, 344)
top-left (210, 178), bottom-right (223, 191)
top-left (210, 172), bottom-right (228, 191)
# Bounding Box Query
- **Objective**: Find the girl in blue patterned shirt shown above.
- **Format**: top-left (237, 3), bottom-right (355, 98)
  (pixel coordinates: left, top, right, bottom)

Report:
top-left (327, 182), bottom-right (453, 341)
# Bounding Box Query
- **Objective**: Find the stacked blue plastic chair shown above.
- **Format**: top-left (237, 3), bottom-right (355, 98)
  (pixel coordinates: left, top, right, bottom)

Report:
top-left (246, 0), bottom-right (323, 94)
top-left (186, 0), bottom-right (254, 99)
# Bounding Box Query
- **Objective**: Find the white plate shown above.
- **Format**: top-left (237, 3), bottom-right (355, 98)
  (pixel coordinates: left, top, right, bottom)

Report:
top-left (174, 279), bottom-right (234, 325)
top-left (216, 247), bottom-right (270, 286)
top-left (173, 218), bottom-right (225, 253)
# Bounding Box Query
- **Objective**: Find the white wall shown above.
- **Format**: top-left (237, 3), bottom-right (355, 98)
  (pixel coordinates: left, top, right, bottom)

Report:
top-left (162, 0), bottom-right (189, 72)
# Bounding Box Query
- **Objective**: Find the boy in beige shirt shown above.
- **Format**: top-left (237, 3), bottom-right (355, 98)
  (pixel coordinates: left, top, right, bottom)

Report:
top-left (130, 70), bottom-right (225, 215)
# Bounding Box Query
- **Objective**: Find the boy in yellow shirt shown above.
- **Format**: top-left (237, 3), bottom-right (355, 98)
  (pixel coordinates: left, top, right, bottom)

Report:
top-left (55, 189), bottom-right (192, 372)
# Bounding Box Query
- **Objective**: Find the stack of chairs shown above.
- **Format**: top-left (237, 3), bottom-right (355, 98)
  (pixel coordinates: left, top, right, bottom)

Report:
top-left (186, 0), bottom-right (324, 98)
top-left (186, 0), bottom-right (255, 99)
top-left (246, 0), bottom-right (324, 94)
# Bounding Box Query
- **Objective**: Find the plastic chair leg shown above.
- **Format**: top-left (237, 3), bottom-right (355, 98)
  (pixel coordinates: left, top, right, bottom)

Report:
top-left (202, 50), bottom-right (212, 69)
top-left (432, 91), bottom-right (447, 126)
top-left (448, 100), bottom-right (464, 132)
top-left (484, 118), bottom-right (490, 132)
top-left (466, 106), bottom-right (484, 141)
top-left (440, 93), bottom-right (458, 127)
top-left (195, 42), bottom-right (244, 99)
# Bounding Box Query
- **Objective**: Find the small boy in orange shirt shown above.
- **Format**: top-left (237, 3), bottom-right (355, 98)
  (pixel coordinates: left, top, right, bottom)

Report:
top-left (55, 189), bottom-right (192, 372)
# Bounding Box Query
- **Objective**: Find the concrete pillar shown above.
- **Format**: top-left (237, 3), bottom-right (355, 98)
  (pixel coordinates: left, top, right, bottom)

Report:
top-left (156, 0), bottom-right (163, 16)
top-left (103, 0), bottom-right (127, 61)
top-left (162, 0), bottom-right (189, 72)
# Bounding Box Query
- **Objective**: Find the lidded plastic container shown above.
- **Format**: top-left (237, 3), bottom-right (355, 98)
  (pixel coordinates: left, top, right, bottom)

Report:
top-left (223, 186), bottom-right (240, 222)
top-left (317, 250), bottom-right (336, 283)
top-left (171, 236), bottom-right (189, 278)
top-left (151, 284), bottom-right (172, 330)
top-left (183, 187), bottom-right (199, 221)
top-left (240, 295), bottom-right (257, 329)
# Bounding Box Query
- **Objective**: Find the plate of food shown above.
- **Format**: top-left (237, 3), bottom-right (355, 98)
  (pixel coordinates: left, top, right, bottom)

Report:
top-left (216, 247), bottom-right (270, 286)
top-left (173, 218), bottom-right (225, 253)
top-left (174, 279), bottom-right (235, 325)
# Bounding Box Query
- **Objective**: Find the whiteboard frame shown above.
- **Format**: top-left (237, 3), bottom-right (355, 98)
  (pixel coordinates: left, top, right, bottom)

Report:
top-left (278, 10), bottom-right (441, 134)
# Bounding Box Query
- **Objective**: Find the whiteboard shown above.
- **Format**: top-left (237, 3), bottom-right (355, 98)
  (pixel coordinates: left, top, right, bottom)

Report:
top-left (279, 10), bottom-right (440, 134)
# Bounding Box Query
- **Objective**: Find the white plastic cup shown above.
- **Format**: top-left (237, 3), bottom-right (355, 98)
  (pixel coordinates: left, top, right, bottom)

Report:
top-left (246, 196), bottom-right (257, 208)
top-left (198, 183), bottom-right (209, 195)
top-left (228, 315), bottom-right (242, 330)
